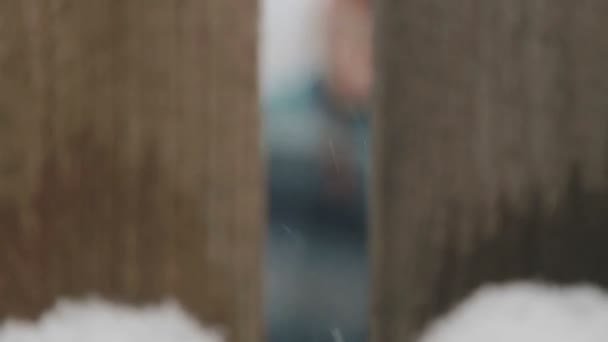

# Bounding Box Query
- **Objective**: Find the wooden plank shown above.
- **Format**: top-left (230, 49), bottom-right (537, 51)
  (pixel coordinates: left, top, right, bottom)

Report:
top-left (373, 0), bottom-right (608, 340)
top-left (0, 1), bottom-right (261, 341)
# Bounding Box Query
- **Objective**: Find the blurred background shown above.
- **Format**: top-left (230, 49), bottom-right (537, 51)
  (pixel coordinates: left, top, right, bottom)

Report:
top-left (260, 0), bottom-right (371, 341)
top-left (260, 0), bottom-right (330, 96)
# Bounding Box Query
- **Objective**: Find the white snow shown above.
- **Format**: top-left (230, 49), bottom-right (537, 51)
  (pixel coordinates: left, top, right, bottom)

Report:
top-left (0, 297), bottom-right (224, 342)
top-left (418, 282), bottom-right (608, 342)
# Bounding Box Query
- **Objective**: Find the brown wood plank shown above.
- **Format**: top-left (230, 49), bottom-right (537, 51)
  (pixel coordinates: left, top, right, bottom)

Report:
top-left (373, 0), bottom-right (608, 340)
top-left (0, 1), bottom-right (261, 341)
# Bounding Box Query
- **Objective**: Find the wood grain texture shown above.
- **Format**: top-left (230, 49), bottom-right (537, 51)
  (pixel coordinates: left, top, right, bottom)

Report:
top-left (0, 1), bottom-right (261, 341)
top-left (373, 0), bottom-right (608, 340)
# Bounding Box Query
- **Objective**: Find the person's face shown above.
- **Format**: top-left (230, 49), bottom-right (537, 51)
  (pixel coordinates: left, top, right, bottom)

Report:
top-left (328, 0), bottom-right (372, 104)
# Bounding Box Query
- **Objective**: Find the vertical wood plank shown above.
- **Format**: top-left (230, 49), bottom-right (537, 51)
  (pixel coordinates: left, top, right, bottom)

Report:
top-left (374, 0), bottom-right (608, 340)
top-left (0, 1), bottom-right (261, 341)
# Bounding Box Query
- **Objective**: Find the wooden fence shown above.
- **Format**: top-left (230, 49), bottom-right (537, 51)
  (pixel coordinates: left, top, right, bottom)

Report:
top-left (1, 1), bottom-right (608, 342)
top-left (0, 1), bottom-right (260, 342)
top-left (374, 1), bottom-right (608, 340)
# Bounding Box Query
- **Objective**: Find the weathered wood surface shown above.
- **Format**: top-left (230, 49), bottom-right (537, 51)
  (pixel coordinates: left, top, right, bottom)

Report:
top-left (0, 1), bottom-right (261, 341)
top-left (374, 1), bottom-right (608, 340)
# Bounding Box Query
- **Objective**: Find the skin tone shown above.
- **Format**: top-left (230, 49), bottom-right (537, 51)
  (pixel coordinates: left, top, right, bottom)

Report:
top-left (326, 0), bottom-right (372, 108)
top-left (320, 0), bottom-right (372, 199)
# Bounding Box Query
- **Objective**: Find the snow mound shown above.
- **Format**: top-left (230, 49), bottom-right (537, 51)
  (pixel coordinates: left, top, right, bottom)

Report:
top-left (418, 282), bottom-right (608, 342)
top-left (0, 297), bottom-right (223, 342)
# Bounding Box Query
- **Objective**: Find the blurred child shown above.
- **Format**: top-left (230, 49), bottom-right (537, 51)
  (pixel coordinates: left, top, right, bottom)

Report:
top-left (263, 0), bottom-right (372, 341)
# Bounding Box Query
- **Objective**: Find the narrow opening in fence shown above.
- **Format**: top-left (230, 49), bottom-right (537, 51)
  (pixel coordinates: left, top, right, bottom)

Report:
top-left (260, 0), bottom-right (372, 340)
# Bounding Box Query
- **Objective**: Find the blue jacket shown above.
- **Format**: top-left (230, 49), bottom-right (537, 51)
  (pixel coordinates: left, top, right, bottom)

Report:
top-left (264, 75), bottom-right (370, 342)
top-left (262, 75), bottom-right (370, 241)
